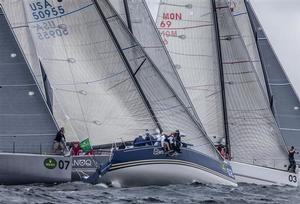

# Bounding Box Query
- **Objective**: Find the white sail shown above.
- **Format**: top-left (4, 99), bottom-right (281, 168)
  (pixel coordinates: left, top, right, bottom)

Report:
top-left (215, 0), bottom-right (288, 169)
top-left (231, 0), bottom-right (268, 98)
top-left (155, 0), bottom-right (225, 143)
top-left (145, 0), bottom-right (160, 20)
top-left (23, 0), bottom-right (157, 145)
top-left (108, 0), bottom-right (127, 24)
top-left (110, 0), bottom-right (201, 123)
top-left (22, 0), bottom-right (219, 159)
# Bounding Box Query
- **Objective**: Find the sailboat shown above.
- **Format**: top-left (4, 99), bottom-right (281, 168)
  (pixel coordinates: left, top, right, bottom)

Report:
top-left (0, 3), bottom-right (71, 184)
top-left (214, 0), bottom-right (297, 186)
top-left (22, 0), bottom-right (236, 187)
top-left (147, 0), bottom-right (298, 186)
top-left (244, 0), bottom-right (300, 161)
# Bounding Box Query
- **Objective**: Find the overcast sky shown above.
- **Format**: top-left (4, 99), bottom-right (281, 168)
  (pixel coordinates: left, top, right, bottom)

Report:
top-left (146, 0), bottom-right (300, 98)
top-left (251, 0), bottom-right (300, 98)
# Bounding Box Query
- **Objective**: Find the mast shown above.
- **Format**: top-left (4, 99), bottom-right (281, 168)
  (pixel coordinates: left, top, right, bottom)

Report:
top-left (123, 0), bottom-right (132, 32)
top-left (93, 0), bottom-right (163, 133)
top-left (212, 0), bottom-right (231, 156)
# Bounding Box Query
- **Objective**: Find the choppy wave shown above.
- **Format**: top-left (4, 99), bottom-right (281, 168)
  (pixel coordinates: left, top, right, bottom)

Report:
top-left (0, 182), bottom-right (298, 204)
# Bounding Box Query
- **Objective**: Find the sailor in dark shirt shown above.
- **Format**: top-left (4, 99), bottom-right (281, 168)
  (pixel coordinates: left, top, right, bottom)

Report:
top-left (174, 130), bottom-right (181, 153)
top-left (53, 127), bottom-right (66, 152)
top-left (288, 146), bottom-right (297, 173)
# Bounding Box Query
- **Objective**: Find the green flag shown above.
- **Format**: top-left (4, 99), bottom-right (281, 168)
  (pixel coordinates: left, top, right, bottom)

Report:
top-left (80, 138), bottom-right (92, 153)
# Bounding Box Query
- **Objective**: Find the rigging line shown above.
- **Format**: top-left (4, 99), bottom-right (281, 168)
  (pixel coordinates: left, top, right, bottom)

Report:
top-left (134, 58), bottom-right (147, 76)
top-left (106, 77), bottom-right (131, 91)
top-left (55, 70), bottom-right (127, 86)
top-left (0, 84), bottom-right (36, 87)
top-left (122, 44), bottom-right (139, 51)
top-left (224, 71), bottom-right (253, 75)
top-left (223, 60), bottom-right (252, 64)
top-left (158, 24), bottom-right (213, 30)
top-left (27, 3), bottom-right (94, 24)
top-left (106, 14), bottom-right (118, 20)
top-left (269, 83), bottom-right (291, 86)
top-left (160, 2), bottom-right (192, 8)
top-left (232, 12), bottom-right (247, 17)
top-left (280, 128), bottom-right (300, 132)
top-left (168, 50), bottom-right (213, 58)
top-left (12, 25), bottom-right (28, 29)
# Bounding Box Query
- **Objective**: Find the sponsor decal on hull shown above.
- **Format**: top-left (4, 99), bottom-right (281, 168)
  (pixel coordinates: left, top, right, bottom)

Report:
top-left (44, 158), bottom-right (57, 169)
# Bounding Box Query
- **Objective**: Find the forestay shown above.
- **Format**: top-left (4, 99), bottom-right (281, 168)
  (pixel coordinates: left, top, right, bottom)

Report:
top-left (0, 6), bottom-right (57, 154)
top-left (214, 0), bottom-right (288, 169)
top-left (111, 0), bottom-right (200, 123)
top-left (246, 1), bottom-right (300, 155)
top-left (231, 0), bottom-right (268, 97)
top-left (23, 0), bottom-right (219, 158)
top-left (155, 0), bottom-right (225, 144)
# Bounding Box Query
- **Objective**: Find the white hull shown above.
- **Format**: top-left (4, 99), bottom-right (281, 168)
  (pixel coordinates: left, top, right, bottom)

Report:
top-left (0, 152), bottom-right (72, 185)
top-left (100, 162), bottom-right (237, 187)
top-left (230, 161), bottom-right (298, 187)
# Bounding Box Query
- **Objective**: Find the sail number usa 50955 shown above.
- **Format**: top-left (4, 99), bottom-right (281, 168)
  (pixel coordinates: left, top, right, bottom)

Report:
top-left (29, 0), bottom-right (65, 20)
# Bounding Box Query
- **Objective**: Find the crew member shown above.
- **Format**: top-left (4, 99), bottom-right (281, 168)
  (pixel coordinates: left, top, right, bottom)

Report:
top-left (288, 146), bottom-right (297, 173)
top-left (53, 127), bottom-right (66, 153)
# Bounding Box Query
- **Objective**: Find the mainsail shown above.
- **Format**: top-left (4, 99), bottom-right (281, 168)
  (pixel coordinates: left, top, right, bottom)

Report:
top-left (245, 1), bottom-right (300, 153)
top-left (155, 0), bottom-right (225, 144)
top-left (0, 5), bottom-right (57, 154)
top-left (231, 0), bottom-right (268, 97)
top-left (23, 0), bottom-right (218, 158)
top-left (214, 0), bottom-right (288, 169)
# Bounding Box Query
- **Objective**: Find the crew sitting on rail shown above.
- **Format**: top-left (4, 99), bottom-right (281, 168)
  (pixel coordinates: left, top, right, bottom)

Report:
top-left (133, 135), bottom-right (145, 147)
top-left (145, 130), bottom-right (155, 145)
top-left (154, 133), bottom-right (162, 146)
top-left (162, 132), bottom-right (171, 152)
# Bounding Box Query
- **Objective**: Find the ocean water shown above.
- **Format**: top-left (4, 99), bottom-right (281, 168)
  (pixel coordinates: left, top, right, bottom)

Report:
top-left (0, 182), bottom-right (299, 204)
